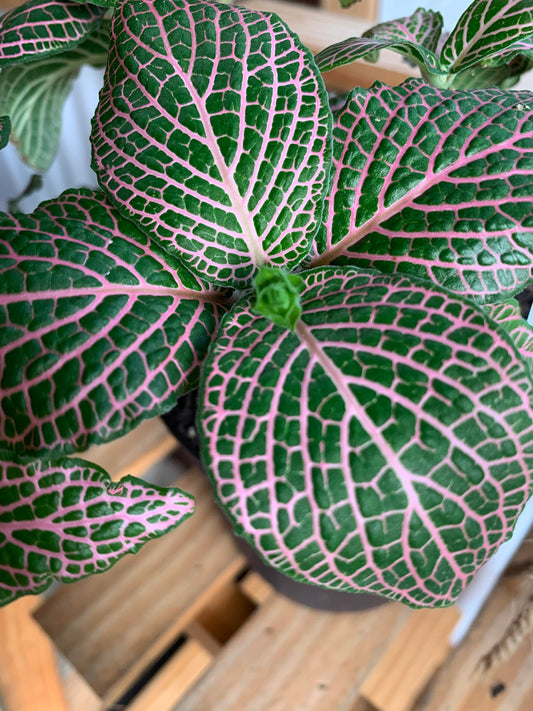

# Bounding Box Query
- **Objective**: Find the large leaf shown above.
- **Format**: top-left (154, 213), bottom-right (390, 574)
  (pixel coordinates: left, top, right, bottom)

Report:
top-left (0, 21), bottom-right (110, 172)
top-left (199, 267), bottom-right (533, 607)
top-left (0, 189), bottom-right (225, 459)
top-left (0, 0), bottom-right (105, 69)
top-left (91, 0), bottom-right (331, 290)
top-left (441, 0), bottom-right (533, 74)
top-left (314, 9), bottom-right (443, 78)
top-left (308, 79), bottom-right (533, 304)
top-left (0, 455), bottom-right (194, 606)
top-left (0, 116), bottom-right (10, 150)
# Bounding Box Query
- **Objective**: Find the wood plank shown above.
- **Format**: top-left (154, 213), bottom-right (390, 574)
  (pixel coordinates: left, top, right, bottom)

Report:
top-left (82, 417), bottom-right (177, 482)
top-left (321, 0), bottom-right (379, 22)
top-left (411, 576), bottom-right (533, 711)
top-left (239, 571), bottom-right (274, 606)
top-left (0, 596), bottom-right (69, 711)
top-left (173, 594), bottom-right (411, 711)
top-left (34, 466), bottom-right (246, 706)
top-left (359, 606), bottom-right (461, 711)
top-left (127, 639), bottom-right (213, 711)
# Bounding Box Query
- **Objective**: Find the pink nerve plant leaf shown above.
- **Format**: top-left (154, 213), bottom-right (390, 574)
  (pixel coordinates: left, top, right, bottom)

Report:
top-left (91, 0), bottom-right (332, 290)
top-left (0, 0), bottom-right (105, 68)
top-left (484, 299), bottom-right (533, 369)
top-left (441, 0), bottom-right (533, 74)
top-left (199, 267), bottom-right (533, 608)
top-left (0, 455), bottom-right (194, 606)
top-left (314, 8), bottom-right (443, 77)
top-left (308, 79), bottom-right (533, 304)
top-left (0, 189), bottom-right (226, 459)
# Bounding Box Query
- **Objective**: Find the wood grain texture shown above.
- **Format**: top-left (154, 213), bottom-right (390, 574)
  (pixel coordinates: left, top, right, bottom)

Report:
top-left (412, 577), bottom-right (533, 711)
top-left (83, 417), bottom-right (177, 482)
top-left (0, 596), bottom-right (69, 711)
top-left (127, 638), bottom-right (213, 711)
top-left (360, 607), bottom-right (460, 711)
top-left (173, 594), bottom-right (411, 711)
top-left (321, 0), bottom-right (379, 22)
top-left (34, 466), bottom-right (246, 706)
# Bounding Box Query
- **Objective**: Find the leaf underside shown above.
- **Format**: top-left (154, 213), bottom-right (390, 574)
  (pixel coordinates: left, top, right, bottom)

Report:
top-left (309, 79), bottom-right (533, 304)
top-left (91, 0), bottom-right (331, 289)
top-left (0, 189), bottom-right (224, 459)
top-left (0, 456), bottom-right (194, 606)
top-left (1, 21), bottom-right (110, 172)
top-left (0, 0), bottom-right (105, 68)
top-left (199, 267), bottom-right (533, 607)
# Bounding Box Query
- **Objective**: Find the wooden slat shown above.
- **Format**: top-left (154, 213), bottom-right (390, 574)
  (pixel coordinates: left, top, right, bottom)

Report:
top-left (0, 596), bottom-right (69, 711)
top-left (321, 0), bottom-right (379, 22)
top-left (82, 417), bottom-right (177, 482)
top-left (34, 467), bottom-right (246, 706)
top-left (239, 571), bottom-right (274, 606)
top-left (359, 606), bottom-right (461, 711)
top-left (411, 576), bottom-right (533, 711)
top-left (173, 594), bottom-right (412, 711)
top-left (126, 639), bottom-right (213, 711)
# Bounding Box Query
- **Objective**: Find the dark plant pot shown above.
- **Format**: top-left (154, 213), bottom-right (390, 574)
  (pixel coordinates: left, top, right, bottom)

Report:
top-left (162, 390), bottom-right (387, 612)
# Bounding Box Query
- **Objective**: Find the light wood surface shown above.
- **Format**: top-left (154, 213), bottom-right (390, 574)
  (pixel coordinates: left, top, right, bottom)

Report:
top-left (0, 596), bottom-right (69, 711)
top-left (360, 606), bottom-right (461, 711)
top-left (127, 638), bottom-right (213, 711)
top-left (321, 0), bottom-right (379, 22)
top-left (83, 417), bottom-right (177, 482)
top-left (34, 466), bottom-right (246, 707)
top-left (174, 595), bottom-right (411, 711)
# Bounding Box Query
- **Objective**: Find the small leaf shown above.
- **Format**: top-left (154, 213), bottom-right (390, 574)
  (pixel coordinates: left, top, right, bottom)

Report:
top-left (91, 0), bottom-right (332, 289)
top-left (0, 0), bottom-right (105, 69)
top-left (309, 79), bottom-right (533, 304)
top-left (0, 454), bottom-right (194, 606)
top-left (315, 9), bottom-right (443, 77)
top-left (1, 21), bottom-right (110, 172)
top-left (0, 189), bottom-right (226, 458)
top-left (252, 266), bottom-right (304, 331)
top-left (199, 267), bottom-right (533, 607)
top-left (0, 116), bottom-right (11, 150)
top-left (441, 0), bottom-right (533, 74)
top-left (484, 298), bottom-right (533, 368)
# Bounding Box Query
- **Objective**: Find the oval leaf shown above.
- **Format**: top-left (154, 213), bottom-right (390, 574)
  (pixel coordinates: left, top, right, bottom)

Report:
top-left (91, 0), bottom-right (331, 289)
top-left (0, 455), bottom-right (194, 606)
top-left (441, 0), bottom-right (533, 74)
top-left (199, 267), bottom-right (533, 607)
top-left (309, 79), bottom-right (533, 304)
top-left (0, 0), bottom-right (105, 69)
top-left (0, 189), bottom-right (225, 458)
top-left (315, 9), bottom-right (443, 77)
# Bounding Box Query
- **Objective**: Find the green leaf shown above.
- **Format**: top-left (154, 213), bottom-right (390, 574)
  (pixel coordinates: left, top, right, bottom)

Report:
top-left (315, 9), bottom-right (444, 78)
top-left (0, 116), bottom-right (11, 150)
top-left (0, 189), bottom-right (226, 458)
top-left (0, 0), bottom-right (105, 69)
top-left (441, 0), bottom-right (533, 74)
top-left (199, 266), bottom-right (533, 607)
top-left (0, 21), bottom-right (110, 172)
top-left (308, 79), bottom-right (533, 304)
top-left (252, 267), bottom-right (304, 331)
top-left (484, 298), bottom-right (533, 369)
top-left (91, 0), bottom-right (332, 289)
top-left (0, 454), bottom-right (194, 606)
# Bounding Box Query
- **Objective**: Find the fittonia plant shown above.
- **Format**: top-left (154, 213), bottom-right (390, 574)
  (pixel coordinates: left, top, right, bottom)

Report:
top-left (1, 0), bottom-right (533, 609)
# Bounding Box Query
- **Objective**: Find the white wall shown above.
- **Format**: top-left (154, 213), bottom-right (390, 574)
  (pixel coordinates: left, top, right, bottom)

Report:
top-left (0, 65), bottom-right (103, 213)
top-left (379, 0), bottom-right (468, 30)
